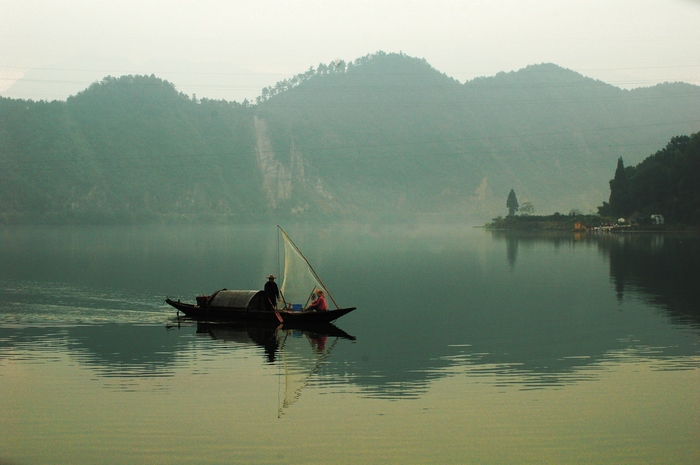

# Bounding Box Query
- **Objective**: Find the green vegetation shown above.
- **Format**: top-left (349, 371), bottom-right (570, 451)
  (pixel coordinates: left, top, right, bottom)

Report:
top-left (506, 189), bottom-right (519, 217)
top-left (519, 202), bottom-right (535, 215)
top-left (486, 212), bottom-right (605, 230)
top-left (487, 131), bottom-right (700, 230)
top-left (0, 75), bottom-right (262, 223)
top-left (1, 52), bottom-right (700, 224)
top-left (598, 132), bottom-right (700, 225)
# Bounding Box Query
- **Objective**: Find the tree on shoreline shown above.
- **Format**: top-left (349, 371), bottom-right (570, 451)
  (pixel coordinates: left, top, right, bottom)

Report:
top-left (599, 133), bottom-right (700, 224)
top-left (507, 189), bottom-right (519, 217)
top-left (519, 201), bottom-right (535, 216)
top-left (608, 157), bottom-right (633, 218)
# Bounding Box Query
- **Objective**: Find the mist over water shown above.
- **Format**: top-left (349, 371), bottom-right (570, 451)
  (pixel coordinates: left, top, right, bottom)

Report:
top-left (1, 224), bottom-right (698, 464)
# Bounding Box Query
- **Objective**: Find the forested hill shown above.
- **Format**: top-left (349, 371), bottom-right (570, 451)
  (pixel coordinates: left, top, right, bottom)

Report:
top-left (1, 52), bottom-right (700, 224)
top-left (1, 76), bottom-right (260, 223)
top-left (600, 132), bottom-right (700, 224)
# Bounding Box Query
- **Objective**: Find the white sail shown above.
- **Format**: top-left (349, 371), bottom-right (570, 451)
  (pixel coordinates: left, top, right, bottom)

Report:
top-left (278, 227), bottom-right (333, 310)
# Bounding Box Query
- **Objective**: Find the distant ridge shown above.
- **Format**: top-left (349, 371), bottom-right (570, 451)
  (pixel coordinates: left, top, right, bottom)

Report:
top-left (1, 52), bottom-right (699, 224)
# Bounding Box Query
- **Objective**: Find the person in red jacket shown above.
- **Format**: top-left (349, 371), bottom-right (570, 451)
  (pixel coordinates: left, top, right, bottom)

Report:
top-left (308, 289), bottom-right (328, 311)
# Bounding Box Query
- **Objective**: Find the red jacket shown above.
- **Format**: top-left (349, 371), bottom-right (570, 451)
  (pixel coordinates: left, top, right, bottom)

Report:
top-left (310, 294), bottom-right (328, 311)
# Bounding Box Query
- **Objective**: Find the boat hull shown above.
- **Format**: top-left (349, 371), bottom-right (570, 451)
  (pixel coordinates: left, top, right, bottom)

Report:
top-left (165, 298), bottom-right (356, 324)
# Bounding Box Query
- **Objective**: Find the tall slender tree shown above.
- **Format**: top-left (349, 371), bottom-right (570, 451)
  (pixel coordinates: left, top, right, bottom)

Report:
top-left (506, 189), bottom-right (519, 217)
top-left (608, 157), bottom-right (633, 217)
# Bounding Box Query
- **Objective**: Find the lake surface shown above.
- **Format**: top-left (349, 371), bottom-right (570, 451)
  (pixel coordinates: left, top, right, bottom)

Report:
top-left (1, 224), bottom-right (698, 465)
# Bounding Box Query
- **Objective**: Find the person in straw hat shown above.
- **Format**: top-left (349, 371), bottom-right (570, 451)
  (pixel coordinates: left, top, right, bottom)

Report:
top-left (264, 274), bottom-right (280, 310)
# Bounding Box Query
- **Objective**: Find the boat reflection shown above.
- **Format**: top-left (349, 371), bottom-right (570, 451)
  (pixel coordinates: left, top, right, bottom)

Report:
top-left (175, 318), bottom-right (356, 416)
top-left (185, 319), bottom-right (356, 363)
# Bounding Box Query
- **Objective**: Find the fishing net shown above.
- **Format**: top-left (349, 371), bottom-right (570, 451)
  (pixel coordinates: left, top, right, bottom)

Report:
top-left (279, 229), bottom-right (329, 310)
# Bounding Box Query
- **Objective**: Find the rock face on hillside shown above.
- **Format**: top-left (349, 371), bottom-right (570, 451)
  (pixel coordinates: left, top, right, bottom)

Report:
top-left (2, 52), bottom-right (700, 224)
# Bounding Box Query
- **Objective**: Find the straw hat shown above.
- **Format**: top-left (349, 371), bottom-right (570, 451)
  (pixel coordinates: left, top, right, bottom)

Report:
top-left (267, 275), bottom-right (276, 279)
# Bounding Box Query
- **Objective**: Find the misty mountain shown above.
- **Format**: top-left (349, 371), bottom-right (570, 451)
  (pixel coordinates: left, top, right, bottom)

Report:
top-left (1, 54), bottom-right (267, 104)
top-left (1, 52), bottom-right (700, 224)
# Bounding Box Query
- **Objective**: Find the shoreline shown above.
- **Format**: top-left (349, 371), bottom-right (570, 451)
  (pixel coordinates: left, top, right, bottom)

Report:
top-left (484, 215), bottom-right (699, 234)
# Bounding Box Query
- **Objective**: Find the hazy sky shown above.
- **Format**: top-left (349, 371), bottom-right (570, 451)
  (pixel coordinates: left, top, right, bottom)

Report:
top-left (2, 0), bottom-right (699, 102)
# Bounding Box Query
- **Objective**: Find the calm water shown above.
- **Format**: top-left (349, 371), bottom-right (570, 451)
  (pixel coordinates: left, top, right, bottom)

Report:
top-left (0, 224), bottom-right (698, 464)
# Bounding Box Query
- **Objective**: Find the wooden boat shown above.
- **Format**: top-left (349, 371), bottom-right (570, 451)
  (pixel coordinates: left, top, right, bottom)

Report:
top-left (165, 227), bottom-right (356, 324)
top-left (166, 292), bottom-right (355, 323)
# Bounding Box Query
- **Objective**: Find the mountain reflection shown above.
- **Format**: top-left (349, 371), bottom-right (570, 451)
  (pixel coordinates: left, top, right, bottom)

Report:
top-left (599, 233), bottom-right (700, 327)
top-left (2, 225), bottom-right (699, 401)
top-left (68, 324), bottom-right (184, 377)
top-left (492, 230), bottom-right (588, 269)
top-left (491, 231), bottom-right (700, 328)
top-left (333, 229), bottom-right (700, 399)
top-left (0, 321), bottom-right (356, 382)
top-left (0, 323), bottom-right (187, 379)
